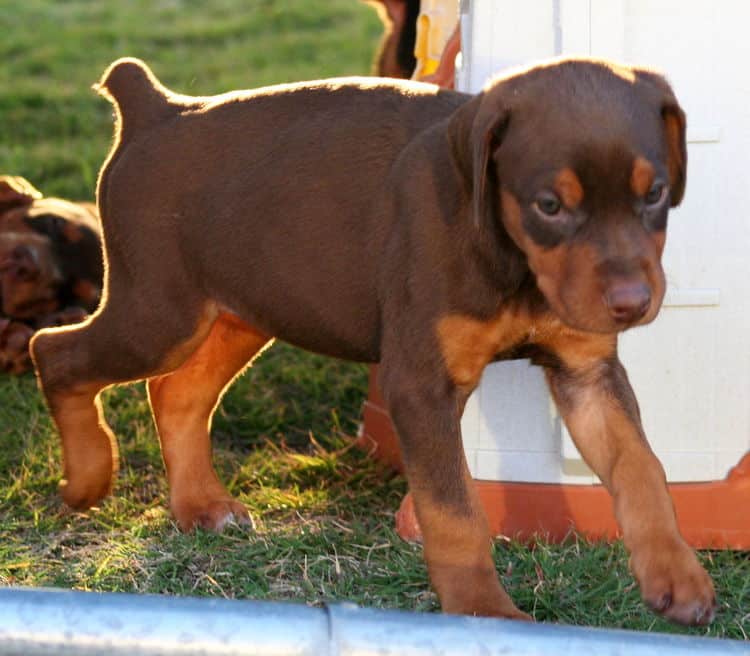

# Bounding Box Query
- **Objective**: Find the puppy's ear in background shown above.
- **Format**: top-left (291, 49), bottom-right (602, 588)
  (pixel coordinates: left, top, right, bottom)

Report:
top-left (0, 176), bottom-right (42, 215)
top-left (366, 0), bottom-right (420, 79)
top-left (634, 70), bottom-right (687, 207)
top-left (661, 103), bottom-right (687, 207)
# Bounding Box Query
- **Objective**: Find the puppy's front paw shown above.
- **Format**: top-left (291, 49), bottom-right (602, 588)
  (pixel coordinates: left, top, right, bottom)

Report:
top-left (630, 536), bottom-right (716, 626)
top-left (172, 495), bottom-right (253, 533)
top-left (0, 319), bottom-right (33, 374)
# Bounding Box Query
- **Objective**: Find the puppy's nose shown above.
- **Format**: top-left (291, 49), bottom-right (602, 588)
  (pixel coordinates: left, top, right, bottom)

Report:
top-left (4, 244), bottom-right (40, 281)
top-left (605, 282), bottom-right (651, 323)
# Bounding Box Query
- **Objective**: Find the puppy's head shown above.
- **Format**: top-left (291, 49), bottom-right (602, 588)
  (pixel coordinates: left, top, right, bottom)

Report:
top-left (0, 176), bottom-right (102, 319)
top-left (450, 58), bottom-right (686, 333)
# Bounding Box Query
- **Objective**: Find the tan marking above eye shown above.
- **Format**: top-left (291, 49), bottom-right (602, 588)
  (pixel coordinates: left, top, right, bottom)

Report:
top-left (630, 156), bottom-right (655, 197)
top-left (553, 168), bottom-right (584, 209)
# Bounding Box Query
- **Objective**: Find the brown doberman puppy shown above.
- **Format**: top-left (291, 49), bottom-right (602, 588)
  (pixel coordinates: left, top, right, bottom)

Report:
top-left (367, 0), bottom-right (421, 78)
top-left (31, 56), bottom-right (716, 625)
top-left (0, 176), bottom-right (102, 373)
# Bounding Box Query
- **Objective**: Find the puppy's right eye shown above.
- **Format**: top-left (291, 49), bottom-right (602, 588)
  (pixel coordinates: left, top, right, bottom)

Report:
top-left (644, 182), bottom-right (666, 206)
top-left (534, 193), bottom-right (562, 217)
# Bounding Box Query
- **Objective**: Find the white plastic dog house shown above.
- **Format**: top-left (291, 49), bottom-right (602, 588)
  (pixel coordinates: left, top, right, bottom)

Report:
top-left (362, 0), bottom-right (750, 547)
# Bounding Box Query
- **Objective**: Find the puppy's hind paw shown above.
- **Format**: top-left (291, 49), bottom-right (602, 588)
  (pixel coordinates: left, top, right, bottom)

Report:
top-left (173, 497), bottom-right (254, 533)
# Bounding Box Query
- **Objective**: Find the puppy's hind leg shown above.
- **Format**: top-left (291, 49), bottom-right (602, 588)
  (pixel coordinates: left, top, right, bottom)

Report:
top-left (30, 284), bottom-right (218, 512)
top-left (147, 313), bottom-right (272, 532)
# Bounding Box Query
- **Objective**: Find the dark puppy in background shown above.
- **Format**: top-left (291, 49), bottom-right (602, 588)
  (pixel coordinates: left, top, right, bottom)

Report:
top-left (367, 0), bottom-right (421, 78)
top-left (0, 176), bottom-right (101, 373)
top-left (32, 56), bottom-right (715, 625)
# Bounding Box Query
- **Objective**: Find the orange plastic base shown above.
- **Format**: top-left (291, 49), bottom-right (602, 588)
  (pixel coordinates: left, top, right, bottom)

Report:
top-left (356, 367), bottom-right (405, 472)
top-left (360, 366), bottom-right (750, 549)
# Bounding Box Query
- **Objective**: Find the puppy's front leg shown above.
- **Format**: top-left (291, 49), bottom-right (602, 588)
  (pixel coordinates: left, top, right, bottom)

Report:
top-left (543, 333), bottom-right (716, 625)
top-left (381, 366), bottom-right (529, 620)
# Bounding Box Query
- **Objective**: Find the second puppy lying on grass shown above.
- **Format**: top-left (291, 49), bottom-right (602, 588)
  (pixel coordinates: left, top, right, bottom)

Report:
top-left (31, 56), bottom-right (715, 625)
top-left (0, 176), bottom-right (102, 373)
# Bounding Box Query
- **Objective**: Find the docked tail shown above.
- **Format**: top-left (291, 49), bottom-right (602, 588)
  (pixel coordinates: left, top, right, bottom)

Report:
top-left (95, 58), bottom-right (182, 139)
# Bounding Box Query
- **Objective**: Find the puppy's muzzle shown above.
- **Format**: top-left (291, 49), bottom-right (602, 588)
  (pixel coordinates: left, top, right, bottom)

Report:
top-left (604, 281), bottom-right (651, 324)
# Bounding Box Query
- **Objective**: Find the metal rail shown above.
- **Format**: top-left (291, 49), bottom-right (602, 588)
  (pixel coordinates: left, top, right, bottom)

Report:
top-left (0, 587), bottom-right (746, 655)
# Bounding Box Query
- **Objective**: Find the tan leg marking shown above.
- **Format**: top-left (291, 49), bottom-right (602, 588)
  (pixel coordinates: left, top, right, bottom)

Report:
top-left (411, 459), bottom-right (530, 620)
top-left (544, 335), bottom-right (716, 626)
top-left (50, 382), bottom-right (119, 509)
top-left (40, 303), bottom-right (219, 510)
top-left (148, 313), bottom-right (272, 532)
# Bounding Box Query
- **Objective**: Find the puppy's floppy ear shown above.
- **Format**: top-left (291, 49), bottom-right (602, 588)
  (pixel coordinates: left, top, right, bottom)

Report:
top-left (0, 176), bottom-right (42, 214)
top-left (447, 89), bottom-right (510, 230)
top-left (635, 71), bottom-right (687, 207)
top-left (661, 102), bottom-right (687, 207)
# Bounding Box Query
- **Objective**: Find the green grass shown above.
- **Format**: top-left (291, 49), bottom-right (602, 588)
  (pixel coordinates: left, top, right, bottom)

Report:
top-left (0, 0), bottom-right (382, 198)
top-left (0, 0), bottom-right (748, 642)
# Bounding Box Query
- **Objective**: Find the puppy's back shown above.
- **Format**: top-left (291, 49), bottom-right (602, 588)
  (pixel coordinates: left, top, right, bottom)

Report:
top-left (91, 59), bottom-right (470, 361)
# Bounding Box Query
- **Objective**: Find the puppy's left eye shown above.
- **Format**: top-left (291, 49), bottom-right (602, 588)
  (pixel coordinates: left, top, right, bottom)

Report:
top-left (534, 193), bottom-right (562, 217)
top-left (645, 182), bottom-right (666, 206)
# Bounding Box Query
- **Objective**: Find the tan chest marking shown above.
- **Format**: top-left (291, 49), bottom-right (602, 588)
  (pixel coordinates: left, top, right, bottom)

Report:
top-left (437, 308), bottom-right (617, 387)
top-left (437, 313), bottom-right (521, 388)
top-left (436, 308), bottom-right (559, 388)
top-left (534, 329), bottom-right (616, 372)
